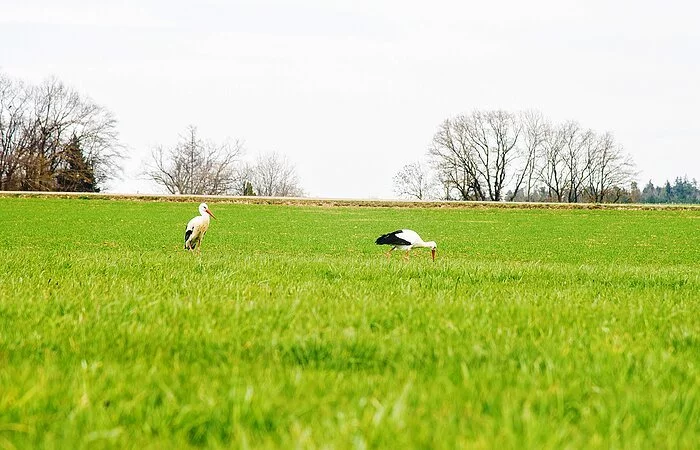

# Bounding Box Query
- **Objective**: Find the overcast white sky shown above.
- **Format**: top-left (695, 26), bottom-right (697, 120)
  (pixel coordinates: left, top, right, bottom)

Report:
top-left (2, 0), bottom-right (698, 198)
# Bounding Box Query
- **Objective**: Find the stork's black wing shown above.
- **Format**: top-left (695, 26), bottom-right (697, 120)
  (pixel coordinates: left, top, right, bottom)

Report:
top-left (375, 230), bottom-right (411, 246)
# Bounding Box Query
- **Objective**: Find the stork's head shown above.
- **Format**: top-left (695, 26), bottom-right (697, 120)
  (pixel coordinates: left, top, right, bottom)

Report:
top-left (199, 202), bottom-right (216, 219)
top-left (425, 241), bottom-right (437, 261)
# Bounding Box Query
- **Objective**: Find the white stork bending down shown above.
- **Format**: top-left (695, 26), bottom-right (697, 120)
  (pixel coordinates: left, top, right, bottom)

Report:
top-left (184, 203), bottom-right (216, 252)
top-left (375, 229), bottom-right (437, 261)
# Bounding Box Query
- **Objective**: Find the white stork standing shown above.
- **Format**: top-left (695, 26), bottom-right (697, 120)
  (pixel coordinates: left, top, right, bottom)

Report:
top-left (375, 229), bottom-right (437, 261)
top-left (184, 202), bottom-right (216, 252)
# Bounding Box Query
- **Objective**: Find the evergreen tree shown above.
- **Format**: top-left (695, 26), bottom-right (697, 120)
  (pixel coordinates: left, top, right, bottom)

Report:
top-left (242, 180), bottom-right (255, 196)
top-left (55, 135), bottom-right (99, 192)
top-left (672, 177), bottom-right (696, 203)
top-left (661, 181), bottom-right (672, 203)
top-left (641, 180), bottom-right (658, 203)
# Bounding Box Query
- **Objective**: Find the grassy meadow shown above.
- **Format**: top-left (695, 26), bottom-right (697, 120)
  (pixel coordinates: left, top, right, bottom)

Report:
top-left (0, 196), bottom-right (699, 449)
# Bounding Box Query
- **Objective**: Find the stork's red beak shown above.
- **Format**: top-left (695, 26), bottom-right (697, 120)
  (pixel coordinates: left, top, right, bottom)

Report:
top-left (206, 209), bottom-right (216, 219)
top-left (431, 249), bottom-right (436, 261)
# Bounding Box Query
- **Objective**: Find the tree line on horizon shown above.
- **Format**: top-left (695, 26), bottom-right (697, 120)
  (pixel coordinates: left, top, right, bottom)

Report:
top-left (0, 73), bottom-right (303, 196)
top-left (396, 110), bottom-right (636, 203)
top-left (3, 73), bottom-right (698, 203)
top-left (636, 177), bottom-right (700, 204)
top-left (394, 110), bottom-right (700, 204)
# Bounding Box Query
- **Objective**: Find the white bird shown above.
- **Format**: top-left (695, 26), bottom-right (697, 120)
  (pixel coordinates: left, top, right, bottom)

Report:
top-left (184, 202), bottom-right (216, 252)
top-left (375, 229), bottom-right (437, 261)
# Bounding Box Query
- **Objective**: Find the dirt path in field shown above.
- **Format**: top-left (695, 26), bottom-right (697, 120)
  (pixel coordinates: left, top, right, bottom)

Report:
top-left (2, 191), bottom-right (699, 210)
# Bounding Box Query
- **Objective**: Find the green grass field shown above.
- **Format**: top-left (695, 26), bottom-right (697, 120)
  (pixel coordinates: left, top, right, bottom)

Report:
top-left (1, 197), bottom-right (699, 449)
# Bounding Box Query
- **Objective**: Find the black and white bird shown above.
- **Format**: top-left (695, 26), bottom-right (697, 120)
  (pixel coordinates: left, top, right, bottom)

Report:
top-left (184, 202), bottom-right (216, 252)
top-left (375, 229), bottom-right (437, 261)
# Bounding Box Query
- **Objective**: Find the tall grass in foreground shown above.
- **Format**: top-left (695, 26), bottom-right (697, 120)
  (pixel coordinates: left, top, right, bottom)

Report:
top-left (0, 197), bottom-right (699, 449)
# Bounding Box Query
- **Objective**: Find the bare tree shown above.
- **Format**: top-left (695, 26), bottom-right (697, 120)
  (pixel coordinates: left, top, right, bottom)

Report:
top-left (429, 110), bottom-right (525, 201)
top-left (147, 125), bottom-right (243, 195)
top-left (517, 111), bottom-right (546, 201)
top-left (481, 110), bottom-right (523, 201)
top-left (561, 121), bottom-right (594, 203)
top-left (249, 151), bottom-right (303, 197)
top-left (538, 122), bottom-right (568, 202)
top-left (393, 161), bottom-right (436, 200)
top-left (586, 132), bottom-right (636, 202)
top-left (535, 120), bottom-right (596, 203)
top-left (429, 118), bottom-right (483, 200)
top-left (0, 75), bottom-right (30, 190)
